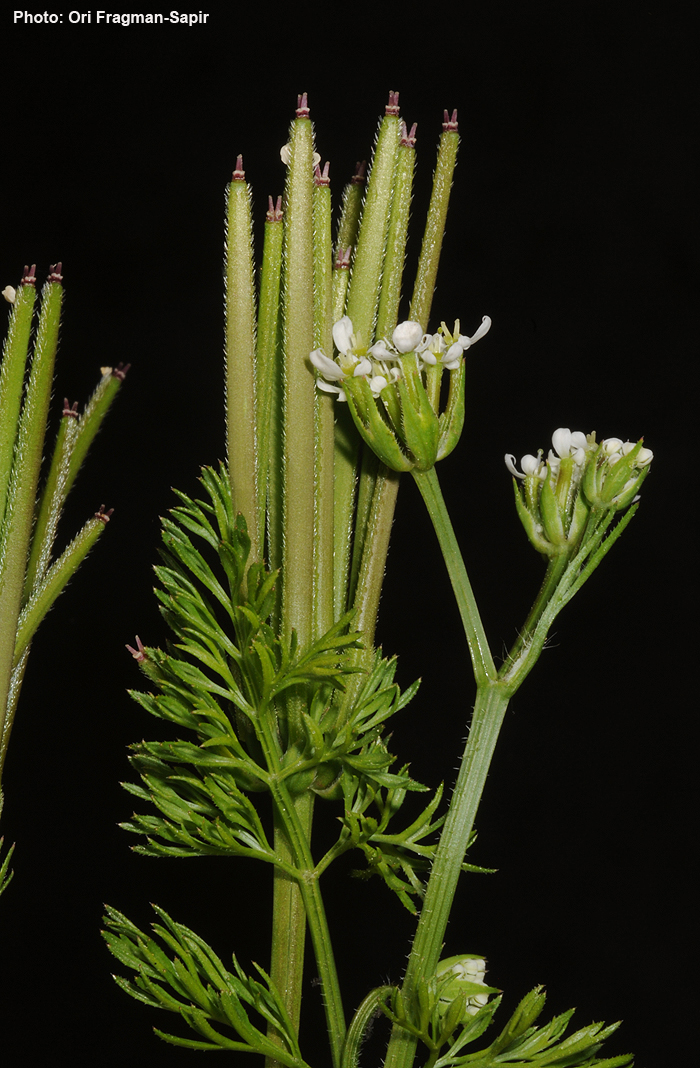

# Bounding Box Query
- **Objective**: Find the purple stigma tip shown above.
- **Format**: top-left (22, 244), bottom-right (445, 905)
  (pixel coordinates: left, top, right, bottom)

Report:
top-left (95, 504), bottom-right (114, 524)
top-left (442, 109), bottom-right (458, 132)
top-left (48, 262), bottom-right (63, 283)
top-left (386, 90), bottom-right (400, 116)
top-left (334, 246), bottom-right (352, 270)
top-left (400, 122), bottom-right (417, 148)
top-left (112, 362), bottom-right (130, 380)
top-left (266, 195), bottom-right (284, 222)
top-left (232, 154), bottom-right (245, 181)
top-left (351, 161), bottom-right (367, 184)
top-left (314, 161), bottom-right (330, 186)
top-left (126, 635), bottom-right (147, 662)
top-left (296, 91), bottom-right (310, 117)
top-left (63, 399), bottom-right (79, 418)
top-left (21, 264), bottom-right (37, 287)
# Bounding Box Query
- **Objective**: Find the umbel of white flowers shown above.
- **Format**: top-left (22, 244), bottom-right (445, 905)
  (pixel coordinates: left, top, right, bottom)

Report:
top-left (310, 315), bottom-right (491, 471)
top-left (506, 428), bottom-right (653, 556)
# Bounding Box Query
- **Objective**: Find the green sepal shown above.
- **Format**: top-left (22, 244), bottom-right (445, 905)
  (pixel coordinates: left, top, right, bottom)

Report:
top-left (344, 375), bottom-right (413, 472)
top-left (436, 361), bottom-right (465, 462)
top-left (397, 369), bottom-right (440, 471)
top-left (539, 466), bottom-right (567, 546)
top-left (512, 479), bottom-right (552, 556)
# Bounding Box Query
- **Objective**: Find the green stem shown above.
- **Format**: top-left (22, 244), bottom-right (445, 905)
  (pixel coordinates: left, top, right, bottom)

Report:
top-left (268, 778), bottom-right (346, 1068)
top-left (267, 792), bottom-right (314, 1067)
top-left (502, 553), bottom-right (568, 670)
top-left (411, 467), bottom-right (496, 686)
top-left (383, 682), bottom-right (511, 1068)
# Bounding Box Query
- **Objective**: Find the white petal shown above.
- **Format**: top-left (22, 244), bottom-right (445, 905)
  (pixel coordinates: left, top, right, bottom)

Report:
top-left (420, 350), bottom-right (438, 366)
top-left (637, 446), bottom-right (653, 466)
top-left (603, 437), bottom-right (624, 455)
top-left (505, 454), bottom-right (523, 478)
top-left (551, 428), bottom-right (572, 458)
top-left (369, 375), bottom-right (389, 396)
top-left (459, 316), bottom-right (492, 347)
top-left (570, 431), bottom-right (589, 453)
top-left (368, 340), bottom-right (394, 360)
top-left (316, 380), bottom-right (347, 401)
top-left (310, 348), bottom-right (345, 381)
top-left (392, 320), bottom-right (424, 353)
top-left (2, 285), bottom-right (16, 304)
top-left (521, 453), bottom-right (545, 478)
top-left (441, 342), bottom-right (464, 369)
top-left (333, 316), bottom-right (355, 356)
top-left (353, 358), bottom-right (372, 377)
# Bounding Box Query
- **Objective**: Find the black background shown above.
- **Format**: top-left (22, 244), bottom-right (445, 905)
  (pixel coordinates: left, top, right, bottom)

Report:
top-left (0, 4), bottom-right (694, 1065)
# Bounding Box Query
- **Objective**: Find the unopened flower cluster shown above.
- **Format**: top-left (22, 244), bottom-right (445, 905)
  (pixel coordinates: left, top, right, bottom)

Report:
top-left (506, 428), bottom-right (653, 556)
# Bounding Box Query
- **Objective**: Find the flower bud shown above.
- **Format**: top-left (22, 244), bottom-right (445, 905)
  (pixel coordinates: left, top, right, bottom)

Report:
top-left (392, 320), bottom-right (423, 353)
top-left (435, 954), bottom-right (496, 1021)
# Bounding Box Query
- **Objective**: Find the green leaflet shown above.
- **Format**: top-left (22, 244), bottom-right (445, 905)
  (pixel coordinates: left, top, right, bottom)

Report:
top-left (378, 982), bottom-right (633, 1068)
top-left (102, 905), bottom-right (311, 1065)
top-left (123, 465), bottom-right (421, 867)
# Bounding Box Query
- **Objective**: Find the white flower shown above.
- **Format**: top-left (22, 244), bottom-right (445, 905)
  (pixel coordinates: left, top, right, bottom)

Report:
top-left (549, 427), bottom-right (592, 470)
top-left (415, 332), bottom-right (445, 366)
top-left (505, 452), bottom-right (547, 479)
top-left (2, 285), bottom-right (16, 304)
top-left (309, 316), bottom-right (380, 401)
top-left (432, 316), bottom-right (492, 370)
